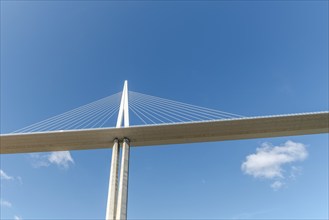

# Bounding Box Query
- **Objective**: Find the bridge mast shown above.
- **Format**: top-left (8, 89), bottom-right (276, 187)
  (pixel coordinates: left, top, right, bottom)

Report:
top-left (106, 80), bottom-right (130, 220)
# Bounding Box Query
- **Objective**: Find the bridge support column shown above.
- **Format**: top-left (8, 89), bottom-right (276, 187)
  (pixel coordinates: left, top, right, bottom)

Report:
top-left (106, 139), bottom-right (120, 220)
top-left (116, 138), bottom-right (130, 220)
top-left (106, 80), bottom-right (130, 220)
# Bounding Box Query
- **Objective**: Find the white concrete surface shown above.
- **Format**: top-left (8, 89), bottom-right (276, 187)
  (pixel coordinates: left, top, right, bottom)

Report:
top-left (116, 138), bottom-right (130, 220)
top-left (1, 112), bottom-right (328, 154)
top-left (106, 139), bottom-right (120, 220)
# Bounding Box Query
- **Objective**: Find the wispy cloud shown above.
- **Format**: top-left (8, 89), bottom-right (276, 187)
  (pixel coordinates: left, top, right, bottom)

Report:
top-left (270, 180), bottom-right (284, 190)
top-left (241, 140), bottom-right (308, 189)
top-left (289, 166), bottom-right (303, 180)
top-left (231, 209), bottom-right (275, 219)
top-left (48, 151), bottom-right (74, 168)
top-left (0, 171), bottom-right (22, 218)
top-left (0, 199), bottom-right (12, 208)
top-left (0, 170), bottom-right (22, 184)
top-left (0, 169), bottom-right (14, 180)
top-left (14, 215), bottom-right (22, 220)
top-left (29, 151), bottom-right (74, 169)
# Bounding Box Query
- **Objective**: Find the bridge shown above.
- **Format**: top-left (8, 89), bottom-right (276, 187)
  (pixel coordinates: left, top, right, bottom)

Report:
top-left (1, 81), bottom-right (328, 219)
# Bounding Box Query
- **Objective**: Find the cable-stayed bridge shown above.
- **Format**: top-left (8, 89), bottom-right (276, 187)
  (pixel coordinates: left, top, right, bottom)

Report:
top-left (9, 91), bottom-right (244, 134)
top-left (1, 81), bottom-right (328, 220)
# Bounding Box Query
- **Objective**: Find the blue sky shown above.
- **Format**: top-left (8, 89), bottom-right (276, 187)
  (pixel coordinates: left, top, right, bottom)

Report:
top-left (1, 1), bottom-right (328, 219)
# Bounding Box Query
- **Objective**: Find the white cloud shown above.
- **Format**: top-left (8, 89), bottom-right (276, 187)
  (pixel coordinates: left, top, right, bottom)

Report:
top-left (48, 151), bottom-right (74, 168)
top-left (241, 140), bottom-right (308, 189)
top-left (0, 199), bottom-right (12, 208)
top-left (14, 215), bottom-right (22, 220)
top-left (29, 153), bottom-right (49, 168)
top-left (270, 181), bottom-right (284, 190)
top-left (0, 169), bottom-right (14, 180)
top-left (29, 151), bottom-right (74, 169)
top-left (289, 166), bottom-right (302, 180)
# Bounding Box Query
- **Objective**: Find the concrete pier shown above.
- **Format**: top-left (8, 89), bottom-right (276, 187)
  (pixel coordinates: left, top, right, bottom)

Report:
top-left (116, 138), bottom-right (130, 220)
top-left (106, 139), bottom-right (120, 220)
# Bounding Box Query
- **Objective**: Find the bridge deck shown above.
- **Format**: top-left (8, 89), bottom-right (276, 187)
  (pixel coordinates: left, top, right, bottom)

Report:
top-left (1, 112), bottom-right (328, 154)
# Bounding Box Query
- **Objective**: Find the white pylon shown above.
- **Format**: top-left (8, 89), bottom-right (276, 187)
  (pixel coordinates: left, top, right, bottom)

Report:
top-left (116, 80), bottom-right (129, 128)
top-left (106, 80), bottom-right (130, 220)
